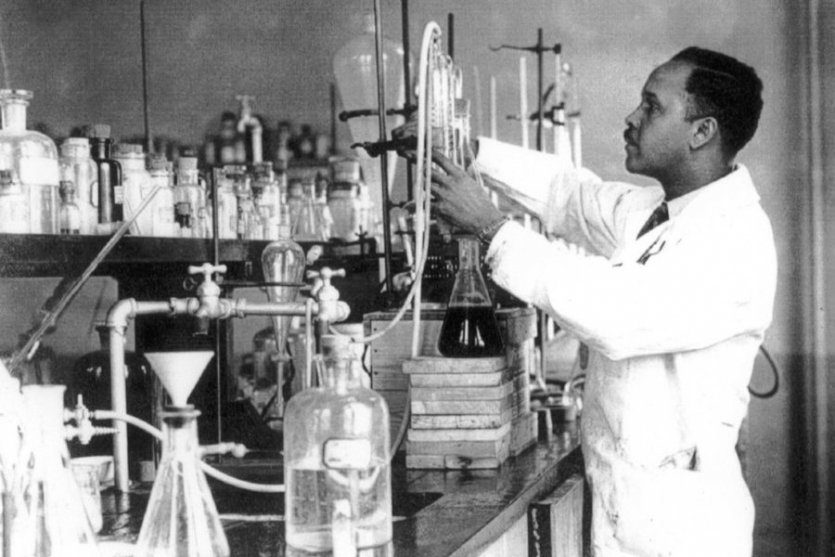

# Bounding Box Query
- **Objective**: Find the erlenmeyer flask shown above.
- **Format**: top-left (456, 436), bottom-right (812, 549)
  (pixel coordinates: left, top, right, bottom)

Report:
top-left (438, 237), bottom-right (505, 357)
top-left (11, 385), bottom-right (103, 557)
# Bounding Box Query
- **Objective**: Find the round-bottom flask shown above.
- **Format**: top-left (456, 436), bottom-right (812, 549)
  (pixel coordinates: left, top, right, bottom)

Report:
top-left (134, 406), bottom-right (229, 557)
top-left (11, 385), bottom-right (103, 557)
top-left (284, 338), bottom-right (392, 556)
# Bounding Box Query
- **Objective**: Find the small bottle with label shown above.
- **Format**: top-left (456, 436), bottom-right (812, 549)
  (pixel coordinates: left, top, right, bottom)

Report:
top-left (88, 124), bottom-right (123, 231)
top-left (59, 180), bottom-right (81, 234)
top-left (283, 335), bottom-right (392, 556)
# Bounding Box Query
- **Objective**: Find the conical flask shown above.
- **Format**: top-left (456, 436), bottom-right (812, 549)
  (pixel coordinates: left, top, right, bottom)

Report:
top-left (11, 385), bottom-right (103, 557)
top-left (135, 351), bottom-right (229, 557)
top-left (438, 237), bottom-right (505, 357)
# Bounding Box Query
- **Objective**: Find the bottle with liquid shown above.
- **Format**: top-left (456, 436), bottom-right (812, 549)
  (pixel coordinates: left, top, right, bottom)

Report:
top-left (134, 404), bottom-right (229, 557)
top-left (173, 156), bottom-right (206, 238)
top-left (438, 237), bottom-right (505, 357)
top-left (10, 385), bottom-right (103, 557)
top-left (283, 335), bottom-right (392, 556)
top-left (0, 169), bottom-right (29, 233)
top-left (0, 89), bottom-right (60, 234)
top-left (233, 170), bottom-right (262, 240)
top-left (59, 137), bottom-right (99, 235)
top-left (88, 124), bottom-right (123, 231)
top-left (59, 180), bottom-right (81, 235)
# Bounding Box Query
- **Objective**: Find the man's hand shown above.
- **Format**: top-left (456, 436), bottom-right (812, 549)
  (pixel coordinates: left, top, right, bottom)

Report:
top-left (430, 150), bottom-right (504, 234)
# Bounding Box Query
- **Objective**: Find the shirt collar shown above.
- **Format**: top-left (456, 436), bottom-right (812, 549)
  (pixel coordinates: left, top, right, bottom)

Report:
top-left (665, 164), bottom-right (759, 220)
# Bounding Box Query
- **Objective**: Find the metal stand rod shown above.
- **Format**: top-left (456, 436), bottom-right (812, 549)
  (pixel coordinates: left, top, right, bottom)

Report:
top-left (373, 0), bottom-right (395, 301)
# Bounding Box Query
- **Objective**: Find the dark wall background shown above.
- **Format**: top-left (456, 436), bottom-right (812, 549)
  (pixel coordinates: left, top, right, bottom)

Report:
top-left (0, 1), bottom-right (817, 554)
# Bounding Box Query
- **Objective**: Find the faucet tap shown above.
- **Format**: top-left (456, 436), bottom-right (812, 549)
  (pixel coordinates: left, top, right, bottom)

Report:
top-left (188, 263), bottom-right (230, 323)
top-left (307, 267), bottom-right (350, 325)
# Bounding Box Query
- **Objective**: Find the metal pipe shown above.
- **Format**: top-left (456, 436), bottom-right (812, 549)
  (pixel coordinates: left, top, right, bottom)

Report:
top-left (401, 0), bottom-right (413, 204)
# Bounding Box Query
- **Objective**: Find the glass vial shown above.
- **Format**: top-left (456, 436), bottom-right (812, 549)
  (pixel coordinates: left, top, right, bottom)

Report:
top-left (134, 406), bottom-right (229, 557)
top-left (10, 385), bottom-right (103, 557)
top-left (438, 237), bottom-right (505, 357)
top-left (59, 180), bottom-right (81, 235)
top-left (284, 336), bottom-right (392, 556)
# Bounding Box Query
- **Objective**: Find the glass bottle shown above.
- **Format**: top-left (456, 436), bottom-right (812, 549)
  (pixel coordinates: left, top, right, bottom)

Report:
top-left (0, 168), bottom-right (29, 233)
top-left (213, 166), bottom-right (240, 239)
top-left (59, 180), bottom-right (81, 235)
top-left (328, 181), bottom-right (359, 243)
top-left (284, 335), bottom-right (392, 556)
top-left (113, 143), bottom-right (154, 236)
top-left (88, 124), bottom-right (123, 231)
top-left (173, 156), bottom-right (206, 238)
top-left (0, 89), bottom-right (60, 234)
top-left (233, 170), bottom-right (262, 240)
top-left (293, 178), bottom-right (329, 242)
top-left (255, 163), bottom-right (281, 239)
top-left (438, 237), bottom-right (505, 357)
top-left (148, 154), bottom-right (177, 237)
top-left (10, 385), bottom-right (103, 557)
top-left (134, 405), bottom-right (229, 557)
top-left (59, 137), bottom-right (98, 235)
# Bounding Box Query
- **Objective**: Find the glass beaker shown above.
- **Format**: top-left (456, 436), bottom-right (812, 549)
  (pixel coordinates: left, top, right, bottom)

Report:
top-left (438, 237), bottom-right (505, 357)
top-left (292, 179), bottom-right (330, 242)
top-left (284, 336), bottom-right (392, 556)
top-left (134, 406), bottom-right (229, 557)
top-left (11, 385), bottom-right (103, 557)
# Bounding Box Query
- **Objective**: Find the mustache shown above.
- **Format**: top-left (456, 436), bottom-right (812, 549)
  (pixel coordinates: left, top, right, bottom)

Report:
top-left (623, 129), bottom-right (637, 145)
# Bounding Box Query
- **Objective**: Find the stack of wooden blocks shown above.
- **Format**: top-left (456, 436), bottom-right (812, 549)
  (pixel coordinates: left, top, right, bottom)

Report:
top-left (364, 307), bottom-right (538, 470)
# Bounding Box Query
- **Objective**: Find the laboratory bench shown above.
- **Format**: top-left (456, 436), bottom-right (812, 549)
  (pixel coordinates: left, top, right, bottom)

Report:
top-left (97, 421), bottom-right (585, 557)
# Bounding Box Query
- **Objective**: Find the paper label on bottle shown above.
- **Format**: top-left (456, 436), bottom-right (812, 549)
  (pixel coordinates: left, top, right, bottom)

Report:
top-left (113, 185), bottom-right (124, 204)
top-left (19, 157), bottom-right (59, 185)
top-left (323, 438), bottom-right (372, 470)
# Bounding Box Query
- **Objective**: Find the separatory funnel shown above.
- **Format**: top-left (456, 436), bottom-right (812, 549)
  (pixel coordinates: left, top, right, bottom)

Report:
top-left (135, 351), bottom-right (230, 557)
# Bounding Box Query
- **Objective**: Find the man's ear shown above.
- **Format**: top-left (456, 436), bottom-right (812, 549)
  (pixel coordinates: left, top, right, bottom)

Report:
top-left (690, 116), bottom-right (719, 150)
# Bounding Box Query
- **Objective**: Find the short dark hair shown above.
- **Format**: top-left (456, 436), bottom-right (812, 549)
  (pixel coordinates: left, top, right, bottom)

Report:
top-left (670, 47), bottom-right (763, 157)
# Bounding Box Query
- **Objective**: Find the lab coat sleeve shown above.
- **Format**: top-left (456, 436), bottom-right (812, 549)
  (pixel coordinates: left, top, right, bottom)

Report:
top-left (486, 215), bottom-right (776, 360)
top-left (474, 137), bottom-right (647, 257)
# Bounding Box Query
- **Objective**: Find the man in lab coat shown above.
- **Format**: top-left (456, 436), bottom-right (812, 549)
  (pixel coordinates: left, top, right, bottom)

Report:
top-left (412, 47), bottom-right (776, 556)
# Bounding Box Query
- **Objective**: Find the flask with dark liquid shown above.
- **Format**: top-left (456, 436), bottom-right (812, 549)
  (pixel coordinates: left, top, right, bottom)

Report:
top-left (438, 237), bottom-right (505, 357)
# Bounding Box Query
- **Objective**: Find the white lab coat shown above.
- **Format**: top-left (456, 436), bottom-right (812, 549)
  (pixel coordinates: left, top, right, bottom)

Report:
top-left (474, 138), bottom-right (777, 557)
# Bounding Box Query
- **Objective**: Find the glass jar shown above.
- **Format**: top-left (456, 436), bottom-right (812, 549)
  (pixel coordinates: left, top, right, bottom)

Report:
top-left (328, 182), bottom-right (359, 242)
top-left (59, 137), bottom-right (99, 235)
top-left (284, 335), bottom-right (392, 556)
top-left (59, 180), bottom-right (81, 234)
top-left (0, 89), bottom-right (60, 234)
top-left (212, 166), bottom-right (240, 239)
top-left (113, 143), bottom-right (154, 236)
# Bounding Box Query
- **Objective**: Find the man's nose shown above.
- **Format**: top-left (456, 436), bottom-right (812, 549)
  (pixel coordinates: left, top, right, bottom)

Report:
top-left (624, 107), bottom-right (640, 129)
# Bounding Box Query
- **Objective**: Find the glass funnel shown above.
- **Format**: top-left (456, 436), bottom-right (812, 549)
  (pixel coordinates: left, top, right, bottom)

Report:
top-left (284, 335), bottom-right (392, 556)
top-left (10, 385), bottom-right (102, 557)
top-left (0, 89), bottom-right (60, 234)
top-left (437, 237), bottom-right (505, 357)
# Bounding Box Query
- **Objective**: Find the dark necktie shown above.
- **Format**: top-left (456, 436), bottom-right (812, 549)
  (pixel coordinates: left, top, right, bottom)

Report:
top-left (637, 202), bottom-right (669, 238)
